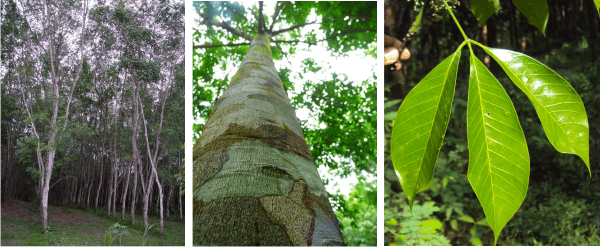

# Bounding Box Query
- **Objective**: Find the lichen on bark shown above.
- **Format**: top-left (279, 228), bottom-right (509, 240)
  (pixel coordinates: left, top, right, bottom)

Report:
top-left (194, 33), bottom-right (343, 245)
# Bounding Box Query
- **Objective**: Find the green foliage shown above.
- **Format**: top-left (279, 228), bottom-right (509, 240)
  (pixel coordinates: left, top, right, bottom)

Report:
top-left (510, 0), bottom-right (549, 36)
top-left (293, 74), bottom-right (377, 176)
top-left (385, 199), bottom-right (450, 246)
top-left (465, 48), bottom-right (529, 243)
top-left (480, 45), bottom-right (590, 170)
top-left (390, 50), bottom-right (461, 209)
top-left (390, 1), bottom-right (591, 244)
top-left (334, 179), bottom-right (377, 246)
top-left (469, 0), bottom-right (499, 25)
top-left (104, 223), bottom-right (129, 246)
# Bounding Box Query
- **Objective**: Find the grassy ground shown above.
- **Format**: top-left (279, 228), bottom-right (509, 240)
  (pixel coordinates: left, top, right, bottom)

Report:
top-left (1, 200), bottom-right (185, 246)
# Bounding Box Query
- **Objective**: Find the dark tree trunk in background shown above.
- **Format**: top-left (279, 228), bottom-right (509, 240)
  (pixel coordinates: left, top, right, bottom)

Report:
top-left (121, 159), bottom-right (132, 220)
top-left (588, 0), bottom-right (599, 62)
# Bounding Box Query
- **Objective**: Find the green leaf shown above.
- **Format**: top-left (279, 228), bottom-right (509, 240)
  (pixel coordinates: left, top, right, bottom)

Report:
top-left (472, 237), bottom-right (483, 246)
top-left (450, 219), bottom-right (458, 230)
top-left (467, 52), bottom-right (530, 245)
top-left (391, 51), bottom-right (461, 210)
top-left (476, 218), bottom-right (489, 226)
top-left (458, 215), bottom-right (475, 223)
top-left (385, 111), bottom-right (398, 122)
top-left (595, 0), bottom-right (600, 16)
top-left (511, 0), bottom-right (549, 35)
top-left (385, 99), bottom-right (403, 109)
top-left (470, 0), bottom-right (499, 25)
top-left (480, 46), bottom-right (590, 174)
top-left (386, 218), bottom-right (398, 226)
top-left (418, 219), bottom-right (443, 234)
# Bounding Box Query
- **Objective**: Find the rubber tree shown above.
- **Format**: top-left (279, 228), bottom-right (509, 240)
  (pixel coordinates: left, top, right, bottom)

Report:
top-left (194, 32), bottom-right (344, 245)
top-left (13, 0), bottom-right (89, 233)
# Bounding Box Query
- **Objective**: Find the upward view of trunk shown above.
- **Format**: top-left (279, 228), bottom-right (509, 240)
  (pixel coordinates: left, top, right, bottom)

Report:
top-left (194, 33), bottom-right (344, 245)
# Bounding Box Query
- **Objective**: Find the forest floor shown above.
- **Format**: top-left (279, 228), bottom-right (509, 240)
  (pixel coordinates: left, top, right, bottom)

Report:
top-left (1, 199), bottom-right (185, 246)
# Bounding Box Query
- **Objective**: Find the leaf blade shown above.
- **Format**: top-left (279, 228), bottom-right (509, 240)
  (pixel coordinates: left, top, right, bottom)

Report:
top-left (511, 0), bottom-right (549, 35)
top-left (470, 0), bottom-right (500, 25)
top-left (481, 47), bottom-right (590, 174)
top-left (391, 51), bottom-right (461, 209)
top-left (467, 53), bottom-right (530, 244)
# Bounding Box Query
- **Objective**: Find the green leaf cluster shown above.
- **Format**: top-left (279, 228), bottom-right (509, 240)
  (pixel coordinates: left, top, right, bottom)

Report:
top-left (390, 1), bottom-right (591, 244)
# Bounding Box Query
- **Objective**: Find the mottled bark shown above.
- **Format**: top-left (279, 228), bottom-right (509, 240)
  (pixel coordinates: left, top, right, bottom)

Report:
top-left (194, 33), bottom-right (344, 246)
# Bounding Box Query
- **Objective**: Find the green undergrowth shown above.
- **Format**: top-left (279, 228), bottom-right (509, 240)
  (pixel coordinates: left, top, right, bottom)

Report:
top-left (1, 204), bottom-right (185, 246)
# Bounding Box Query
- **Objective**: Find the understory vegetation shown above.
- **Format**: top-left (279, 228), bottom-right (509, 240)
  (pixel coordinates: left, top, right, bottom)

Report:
top-left (0, 200), bottom-right (184, 246)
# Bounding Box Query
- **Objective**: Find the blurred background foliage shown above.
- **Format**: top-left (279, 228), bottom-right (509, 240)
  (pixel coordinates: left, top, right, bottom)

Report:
top-left (385, 0), bottom-right (600, 245)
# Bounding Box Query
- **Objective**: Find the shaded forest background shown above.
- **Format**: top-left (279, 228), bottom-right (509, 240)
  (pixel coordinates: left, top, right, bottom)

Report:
top-left (384, 0), bottom-right (600, 245)
top-left (1, 0), bottom-right (185, 239)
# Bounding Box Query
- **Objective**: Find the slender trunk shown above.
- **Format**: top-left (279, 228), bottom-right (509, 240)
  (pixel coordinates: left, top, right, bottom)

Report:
top-left (95, 148), bottom-right (104, 211)
top-left (589, 0), bottom-right (599, 61)
top-left (107, 158), bottom-right (113, 216)
top-left (142, 171), bottom-right (154, 228)
top-left (193, 33), bottom-right (343, 245)
top-left (138, 67), bottom-right (172, 233)
top-left (130, 79), bottom-right (141, 223)
top-left (130, 158), bottom-right (139, 223)
top-left (121, 160), bottom-right (132, 220)
top-left (112, 163), bottom-right (117, 218)
top-left (178, 186), bottom-right (182, 220)
top-left (166, 186), bottom-right (172, 218)
top-left (87, 163), bottom-right (95, 208)
top-left (153, 174), bottom-right (164, 233)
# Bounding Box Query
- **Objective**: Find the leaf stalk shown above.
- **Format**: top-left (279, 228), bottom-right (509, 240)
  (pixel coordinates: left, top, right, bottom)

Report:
top-left (443, 0), bottom-right (469, 41)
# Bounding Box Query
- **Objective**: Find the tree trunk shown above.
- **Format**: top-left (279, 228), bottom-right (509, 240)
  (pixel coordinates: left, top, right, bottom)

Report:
top-left (142, 171), bottom-right (154, 228)
top-left (95, 147), bottom-right (104, 212)
top-left (131, 157), bottom-right (139, 224)
top-left (121, 159), bottom-right (132, 220)
top-left (165, 186), bottom-right (171, 218)
top-left (130, 80), bottom-right (141, 224)
top-left (193, 33), bottom-right (344, 246)
top-left (153, 173), bottom-right (164, 234)
top-left (178, 186), bottom-right (183, 220)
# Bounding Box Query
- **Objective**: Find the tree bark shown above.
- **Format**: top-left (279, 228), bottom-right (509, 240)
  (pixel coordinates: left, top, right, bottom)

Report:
top-left (121, 159), bottom-right (132, 220)
top-left (95, 146), bottom-right (104, 212)
top-left (179, 185), bottom-right (183, 220)
top-left (193, 33), bottom-right (344, 246)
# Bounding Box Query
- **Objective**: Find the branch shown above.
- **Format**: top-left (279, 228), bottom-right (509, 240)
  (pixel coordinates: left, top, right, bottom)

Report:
top-left (230, 7), bottom-right (247, 21)
top-left (258, 1), bottom-right (265, 33)
top-left (273, 28), bottom-right (374, 45)
top-left (271, 21), bottom-right (318, 36)
top-left (193, 43), bottom-right (250, 49)
top-left (269, 1), bottom-right (283, 32)
top-left (319, 29), bottom-right (375, 42)
top-left (200, 18), bottom-right (253, 41)
top-left (272, 40), bottom-right (316, 46)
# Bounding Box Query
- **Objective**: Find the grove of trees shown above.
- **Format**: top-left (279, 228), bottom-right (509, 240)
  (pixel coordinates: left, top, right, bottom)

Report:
top-left (1, 0), bottom-right (184, 235)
